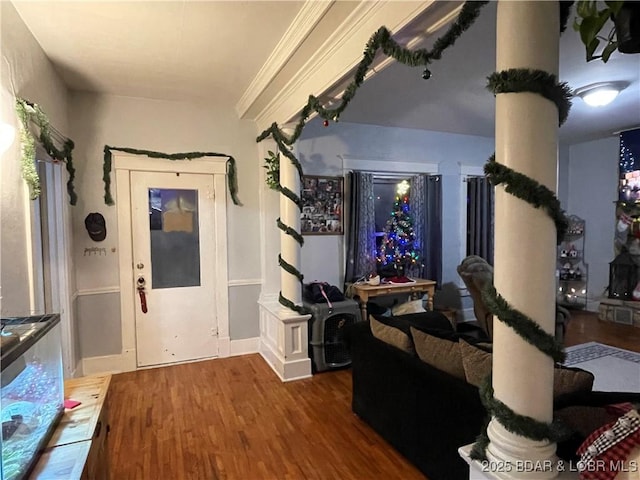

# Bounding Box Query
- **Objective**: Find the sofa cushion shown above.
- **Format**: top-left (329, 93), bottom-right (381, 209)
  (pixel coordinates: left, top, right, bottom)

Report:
top-left (554, 365), bottom-right (594, 398)
top-left (459, 339), bottom-right (492, 387)
top-left (370, 311), bottom-right (455, 354)
top-left (370, 316), bottom-right (413, 353)
top-left (458, 341), bottom-right (595, 398)
top-left (411, 327), bottom-right (466, 380)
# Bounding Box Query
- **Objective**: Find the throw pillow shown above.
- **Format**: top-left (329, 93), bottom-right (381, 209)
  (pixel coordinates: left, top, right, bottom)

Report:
top-left (458, 342), bottom-right (595, 398)
top-left (411, 327), bottom-right (466, 380)
top-left (370, 316), bottom-right (413, 354)
top-left (392, 299), bottom-right (426, 316)
top-left (459, 339), bottom-right (492, 387)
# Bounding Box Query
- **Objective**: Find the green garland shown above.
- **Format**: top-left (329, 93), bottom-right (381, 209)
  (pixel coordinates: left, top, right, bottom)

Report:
top-left (277, 218), bottom-right (304, 246)
top-left (487, 69), bottom-right (573, 126)
top-left (482, 285), bottom-right (566, 364)
top-left (274, 142), bottom-right (308, 315)
top-left (469, 8), bottom-right (576, 462)
top-left (484, 155), bottom-right (569, 244)
top-left (256, 1), bottom-right (489, 147)
top-left (264, 150), bottom-right (280, 190)
top-left (470, 376), bottom-right (572, 459)
top-left (102, 146), bottom-right (241, 206)
top-left (257, 0), bottom-right (491, 313)
top-left (15, 100), bottom-right (39, 200)
top-left (15, 98), bottom-right (77, 204)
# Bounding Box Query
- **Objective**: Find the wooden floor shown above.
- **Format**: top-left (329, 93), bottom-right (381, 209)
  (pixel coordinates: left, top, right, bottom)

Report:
top-left (108, 312), bottom-right (640, 479)
top-left (563, 309), bottom-right (640, 353)
top-left (108, 354), bottom-right (425, 480)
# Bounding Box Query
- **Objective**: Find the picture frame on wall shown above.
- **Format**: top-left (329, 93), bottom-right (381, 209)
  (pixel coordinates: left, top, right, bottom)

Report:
top-left (300, 175), bottom-right (343, 235)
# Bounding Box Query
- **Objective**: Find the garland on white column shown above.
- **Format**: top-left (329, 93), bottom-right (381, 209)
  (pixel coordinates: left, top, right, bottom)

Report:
top-left (257, 0), bottom-right (492, 313)
top-left (257, 0), bottom-right (583, 452)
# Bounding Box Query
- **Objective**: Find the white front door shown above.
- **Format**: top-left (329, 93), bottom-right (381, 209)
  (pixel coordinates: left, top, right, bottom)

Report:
top-left (131, 171), bottom-right (218, 367)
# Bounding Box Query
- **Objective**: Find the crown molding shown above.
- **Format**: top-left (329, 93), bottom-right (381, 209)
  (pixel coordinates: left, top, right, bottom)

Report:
top-left (235, 0), bottom-right (334, 119)
top-left (252, 0), bottom-right (461, 132)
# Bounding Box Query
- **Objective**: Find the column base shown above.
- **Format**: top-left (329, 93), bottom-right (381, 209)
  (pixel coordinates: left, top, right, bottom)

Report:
top-left (258, 299), bottom-right (312, 382)
top-left (459, 444), bottom-right (579, 480)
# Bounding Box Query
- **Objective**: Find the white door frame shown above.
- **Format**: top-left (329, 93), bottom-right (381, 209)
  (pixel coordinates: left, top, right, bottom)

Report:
top-left (114, 153), bottom-right (230, 372)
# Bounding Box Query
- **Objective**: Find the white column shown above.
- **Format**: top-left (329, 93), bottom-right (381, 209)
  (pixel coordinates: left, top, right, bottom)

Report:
top-left (279, 125), bottom-right (302, 306)
top-left (487, 1), bottom-right (559, 478)
top-left (257, 124), bottom-right (311, 381)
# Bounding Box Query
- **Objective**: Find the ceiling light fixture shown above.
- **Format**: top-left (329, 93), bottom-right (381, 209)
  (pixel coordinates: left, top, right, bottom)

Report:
top-left (574, 81), bottom-right (628, 107)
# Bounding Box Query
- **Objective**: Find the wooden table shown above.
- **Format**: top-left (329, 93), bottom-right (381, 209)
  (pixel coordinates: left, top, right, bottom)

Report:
top-left (351, 278), bottom-right (436, 320)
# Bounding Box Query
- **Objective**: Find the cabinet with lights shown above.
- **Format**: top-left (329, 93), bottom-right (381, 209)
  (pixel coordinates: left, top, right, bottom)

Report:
top-left (557, 215), bottom-right (588, 308)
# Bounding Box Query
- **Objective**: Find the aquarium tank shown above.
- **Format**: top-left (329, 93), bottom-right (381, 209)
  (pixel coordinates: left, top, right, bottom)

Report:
top-left (1, 314), bottom-right (64, 480)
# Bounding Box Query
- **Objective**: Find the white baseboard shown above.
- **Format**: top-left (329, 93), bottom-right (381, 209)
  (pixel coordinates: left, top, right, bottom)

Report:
top-left (82, 353), bottom-right (127, 375)
top-left (81, 338), bottom-right (262, 375)
top-left (229, 337), bottom-right (260, 357)
top-left (259, 340), bottom-right (311, 382)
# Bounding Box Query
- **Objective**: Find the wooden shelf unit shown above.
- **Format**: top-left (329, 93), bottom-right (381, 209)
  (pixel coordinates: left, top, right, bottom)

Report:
top-left (31, 374), bottom-right (111, 480)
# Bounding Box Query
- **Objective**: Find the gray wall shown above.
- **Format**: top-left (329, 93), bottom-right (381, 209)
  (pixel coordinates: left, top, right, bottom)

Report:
top-left (567, 136), bottom-right (619, 308)
top-left (67, 90), bottom-right (264, 360)
top-left (1, 2), bottom-right (69, 316)
top-left (77, 292), bottom-right (121, 357)
top-left (229, 284), bottom-right (261, 339)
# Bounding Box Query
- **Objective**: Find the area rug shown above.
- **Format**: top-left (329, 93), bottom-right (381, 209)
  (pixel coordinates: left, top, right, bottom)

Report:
top-left (563, 342), bottom-right (640, 393)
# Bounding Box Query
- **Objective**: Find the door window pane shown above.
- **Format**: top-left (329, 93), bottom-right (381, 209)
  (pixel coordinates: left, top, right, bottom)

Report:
top-left (148, 188), bottom-right (200, 289)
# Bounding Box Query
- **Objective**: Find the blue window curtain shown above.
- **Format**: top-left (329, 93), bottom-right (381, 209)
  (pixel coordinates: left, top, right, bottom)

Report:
top-left (344, 172), bottom-right (377, 285)
top-left (410, 174), bottom-right (442, 286)
top-left (466, 176), bottom-right (494, 265)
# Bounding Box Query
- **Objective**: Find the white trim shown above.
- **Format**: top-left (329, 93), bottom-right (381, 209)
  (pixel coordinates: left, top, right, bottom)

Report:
top-left (341, 157), bottom-right (438, 174)
top-left (259, 292), bottom-right (279, 304)
top-left (228, 279), bottom-right (262, 287)
top-left (52, 164), bottom-right (77, 378)
top-left (76, 286), bottom-right (120, 296)
top-left (82, 339), bottom-right (260, 375)
top-left (255, 0), bottom-right (382, 127)
top-left (82, 353), bottom-right (127, 375)
top-left (113, 153), bottom-right (229, 175)
top-left (229, 337), bottom-right (260, 357)
top-left (235, 0), bottom-right (333, 118)
top-left (254, 1), bottom-right (442, 130)
top-left (115, 167), bottom-right (137, 372)
top-left (114, 152), bottom-right (230, 372)
top-left (461, 165), bottom-right (485, 177)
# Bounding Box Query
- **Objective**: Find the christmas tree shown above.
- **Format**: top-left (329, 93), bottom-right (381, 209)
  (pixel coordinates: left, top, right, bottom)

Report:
top-left (377, 180), bottom-right (420, 278)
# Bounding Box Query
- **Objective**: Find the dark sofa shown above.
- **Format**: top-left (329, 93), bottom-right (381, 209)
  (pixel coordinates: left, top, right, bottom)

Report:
top-left (348, 317), bottom-right (486, 480)
top-left (348, 314), bottom-right (640, 480)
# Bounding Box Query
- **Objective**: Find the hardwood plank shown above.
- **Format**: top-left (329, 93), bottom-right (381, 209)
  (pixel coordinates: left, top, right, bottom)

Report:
top-left (108, 355), bottom-right (426, 479)
top-left (109, 313), bottom-right (640, 478)
top-left (564, 309), bottom-right (640, 353)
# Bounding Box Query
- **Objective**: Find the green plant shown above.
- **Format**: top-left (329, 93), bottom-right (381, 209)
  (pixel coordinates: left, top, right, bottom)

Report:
top-left (263, 150), bottom-right (280, 190)
top-left (573, 0), bottom-right (625, 62)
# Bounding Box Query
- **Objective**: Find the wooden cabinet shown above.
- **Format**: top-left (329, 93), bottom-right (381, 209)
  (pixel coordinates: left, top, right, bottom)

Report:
top-left (31, 374), bottom-right (111, 479)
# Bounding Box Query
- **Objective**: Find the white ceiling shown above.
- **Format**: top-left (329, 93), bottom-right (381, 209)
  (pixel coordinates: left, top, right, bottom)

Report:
top-left (340, 1), bottom-right (640, 144)
top-left (11, 1), bottom-right (640, 144)
top-left (12, 0), bottom-right (305, 105)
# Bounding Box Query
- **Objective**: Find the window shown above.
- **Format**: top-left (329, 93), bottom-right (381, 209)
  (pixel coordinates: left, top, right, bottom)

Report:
top-left (373, 176), bottom-right (411, 253)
